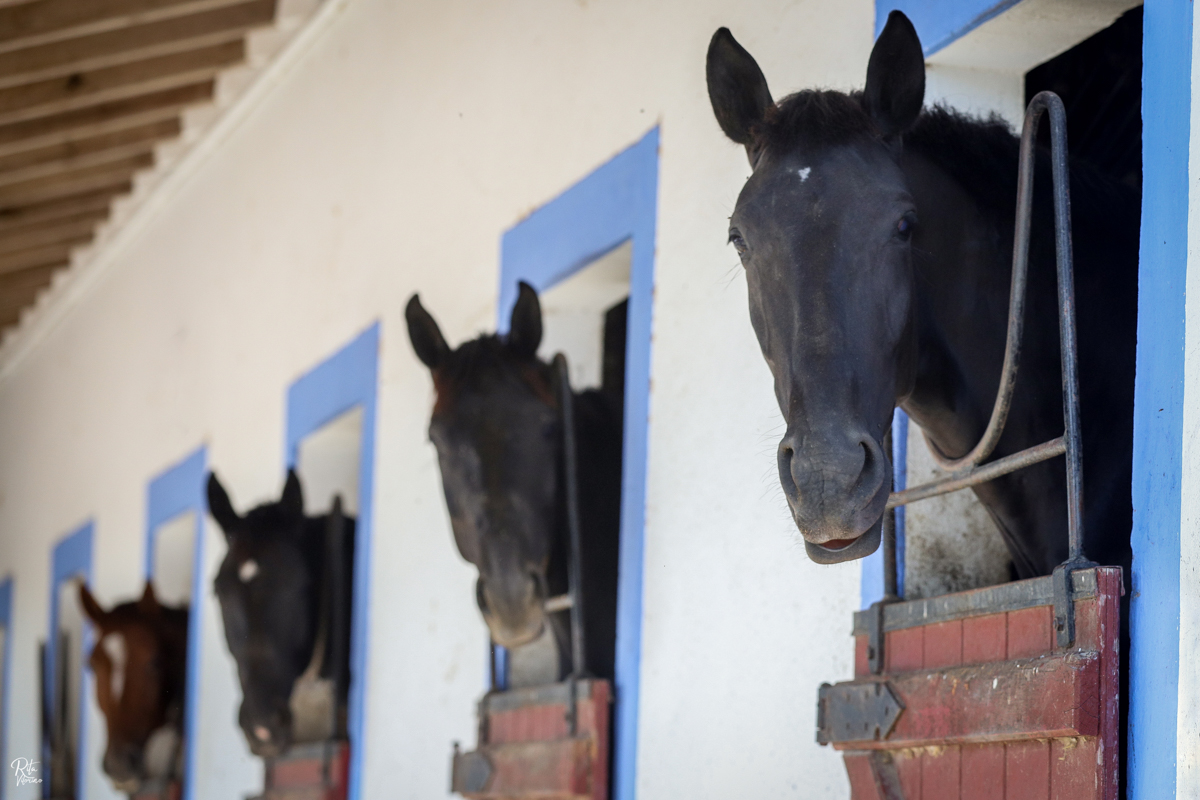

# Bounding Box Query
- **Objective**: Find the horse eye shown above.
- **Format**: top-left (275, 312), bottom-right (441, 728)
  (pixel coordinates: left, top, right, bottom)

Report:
top-left (728, 229), bottom-right (748, 257)
top-left (896, 216), bottom-right (916, 241)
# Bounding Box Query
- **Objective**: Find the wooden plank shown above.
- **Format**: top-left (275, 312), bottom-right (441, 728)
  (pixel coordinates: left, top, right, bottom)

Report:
top-left (843, 752), bottom-right (884, 800)
top-left (0, 0), bottom-right (274, 90)
top-left (1050, 738), bottom-right (1100, 800)
top-left (0, 83), bottom-right (207, 156)
top-left (0, 184), bottom-right (128, 232)
top-left (0, 40), bottom-right (243, 127)
top-left (0, 0), bottom-right (251, 54)
top-left (458, 739), bottom-right (592, 800)
top-left (829, 652), bottom-right (1102, 749)
top-left (0, 140), bottom-right (157, 188)
top-left (0, 152), bottom-right (152, 207)
top-left (0, 211), bottom-right (105, 254)
top-left (0, 117), bottom-right (178, 177)
top-left (1094, 567), bottom-right (1122, 800)
top-left (921, 745), bottom-right (960, 800)
top-left (1004, 740), bottom-right (1049, 800)
top-left (961, 744), bottom-right (1004, 800)
top-left (0, 261), bottom-right (63, 328)
top-left (1005, 606), bottom-right (1052, 660)
top-left (0, 237), bottom-right (86, 275)
top-left (884, 626), bottom-right (924, 672)
top-left (962, 612), bottom-right (1006, 665)
top-left (923, 620), bottom-right (963, 670)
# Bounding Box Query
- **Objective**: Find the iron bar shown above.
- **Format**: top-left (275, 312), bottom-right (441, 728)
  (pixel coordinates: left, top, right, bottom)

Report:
top-left (553, 353), bottom-right (587, 678)
top-left (887, 437), bottom-right (1065, 508)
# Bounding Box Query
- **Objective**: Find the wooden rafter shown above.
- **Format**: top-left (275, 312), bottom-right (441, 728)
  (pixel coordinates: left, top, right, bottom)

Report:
top-left (0, 0), bottom-right (292, 332)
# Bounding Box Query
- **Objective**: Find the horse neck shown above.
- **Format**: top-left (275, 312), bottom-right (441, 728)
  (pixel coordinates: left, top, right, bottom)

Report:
top-left (896, 144), bottom-right (1104, 576)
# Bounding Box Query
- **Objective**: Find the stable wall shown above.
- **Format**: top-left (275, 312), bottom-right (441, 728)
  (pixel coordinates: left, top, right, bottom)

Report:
top-left (0, 1), bottom-right (880, 798)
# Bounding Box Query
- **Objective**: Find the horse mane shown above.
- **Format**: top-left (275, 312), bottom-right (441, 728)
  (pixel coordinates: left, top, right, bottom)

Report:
top-left (434, 335), bottom-right (556, 410)
top-left (759, 90), bottom-right (1136, 235)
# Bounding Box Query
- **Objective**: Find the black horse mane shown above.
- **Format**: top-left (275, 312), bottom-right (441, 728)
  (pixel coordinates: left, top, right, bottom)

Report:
top-left (435, 335), bottom-right (555, 400)
top-left (759, 89), bottom-right (1135, 234)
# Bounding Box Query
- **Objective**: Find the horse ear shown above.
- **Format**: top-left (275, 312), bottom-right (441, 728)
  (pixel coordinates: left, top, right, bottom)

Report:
top-left (206, 472), bottom-right (239, 537)
top-left (138, 582), bottom-right (162, 616)
top-left (78, 583), bottom-right (109, 630)
top-left (706, 27), bottom-right (774, 160)
top-left (863, 11), bottom-right (926, 139)
top-left (508, 281), bottom-right (543, 358)
top-left (405, 294), bottom-right (450, 370)
top-left (281, 469), bottom-right (304, 518)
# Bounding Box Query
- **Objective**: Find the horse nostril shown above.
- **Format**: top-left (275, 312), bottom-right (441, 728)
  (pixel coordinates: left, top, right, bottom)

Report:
top-left (778, 442), bottom-right (799, 502)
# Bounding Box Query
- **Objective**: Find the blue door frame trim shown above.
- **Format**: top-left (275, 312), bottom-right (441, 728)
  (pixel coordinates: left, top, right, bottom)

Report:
top-left (498, 127), bottom-right (658, 800)
top-left (1130, 1), bottom-right (1190, 795)
top-left (144, 446), bottom-right (207, 800)
top-left (285, 323), bottom-right (379, 800)
top-left (876, 0), bottom-right (1023, 55)
top-left (44, 521), bottom-right (94, 800)
top-left (0, 576), bottom-right (12, 800)
top-left (878, 1), bottom-right (1189, 794)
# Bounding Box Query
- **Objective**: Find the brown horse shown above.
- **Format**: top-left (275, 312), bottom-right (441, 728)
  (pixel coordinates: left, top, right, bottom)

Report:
top-left (79, 582), bottom-right (188, 794)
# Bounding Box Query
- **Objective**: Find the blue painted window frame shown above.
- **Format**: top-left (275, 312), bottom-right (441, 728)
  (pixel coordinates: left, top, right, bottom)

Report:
top-left (144, 447), bottom-right (207, 800)
top-left (284, 323), bottom-right (379, 800)
top-left (43, 522), bottom-right (93, 800)
top-left (496, 127), bottom-right (658, 800)
top-left (0, 576), bottom-right (12, 800)
top-left (876, 1), bottom-right (1189, 794)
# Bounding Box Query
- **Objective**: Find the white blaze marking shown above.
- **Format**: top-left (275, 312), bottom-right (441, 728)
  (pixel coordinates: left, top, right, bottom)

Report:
top-left (239, 559), bottom-right (259, 582)
top-left (103, 632), bottom-right (127, 701)
top-left (254, 725), bottom-right (271, 742)
top-left (798, 167), bottom-right (812, 182)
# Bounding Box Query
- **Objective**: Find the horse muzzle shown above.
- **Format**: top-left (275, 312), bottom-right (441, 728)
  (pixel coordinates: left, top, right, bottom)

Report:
top-left (803, 515), bottom-right (884, 564)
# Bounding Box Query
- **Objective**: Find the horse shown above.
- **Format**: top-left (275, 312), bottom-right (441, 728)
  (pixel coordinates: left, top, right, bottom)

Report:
top-left (705, 12), bottom-right (1137, 581)
top-left (405, 281), bottom-right (623, 684)
top-left (78, 582), bottom-right (188, 794)
top-left (207, 470), bottom-right (355, 758)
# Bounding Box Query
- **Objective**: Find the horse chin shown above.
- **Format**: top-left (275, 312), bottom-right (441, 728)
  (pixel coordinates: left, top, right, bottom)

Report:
top-left (488, 617), bottom-right (545, 650)
top-left (110, 778), bottom-right (141, 794)
top-left (803, 517), bottom-right (883, 564)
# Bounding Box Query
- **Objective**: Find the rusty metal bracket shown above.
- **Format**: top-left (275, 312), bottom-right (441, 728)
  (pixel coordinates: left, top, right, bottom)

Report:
top-left (817, 681), bottom-right (905, 745)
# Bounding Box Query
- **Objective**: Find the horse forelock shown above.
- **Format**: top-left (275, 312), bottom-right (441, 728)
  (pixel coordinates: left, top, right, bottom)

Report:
top-left (754, 90), bottom-right (879, 160)
top-left (432, 335), bottom-right (557, 415)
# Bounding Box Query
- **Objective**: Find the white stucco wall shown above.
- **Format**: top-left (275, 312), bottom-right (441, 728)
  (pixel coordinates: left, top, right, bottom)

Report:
top-left (0, 1), bottom-right (883, 799)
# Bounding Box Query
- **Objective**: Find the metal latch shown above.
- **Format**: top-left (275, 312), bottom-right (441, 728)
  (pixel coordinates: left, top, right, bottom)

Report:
top-left (816, 681), bottom-right (904, 745)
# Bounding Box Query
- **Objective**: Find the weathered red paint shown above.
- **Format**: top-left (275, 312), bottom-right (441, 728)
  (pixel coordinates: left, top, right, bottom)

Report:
top-left (452, 679), bottom-right (610, 800)
top-left (258, 741), bottom-right (350, 800)
top-left (130, 781), bottom-right (181, 800)
top-left (831, 567), bottom-right (1121, 800)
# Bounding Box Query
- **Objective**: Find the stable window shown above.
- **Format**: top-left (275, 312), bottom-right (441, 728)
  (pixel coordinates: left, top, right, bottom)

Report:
top-left (43, 523), bottom-right (92, 800)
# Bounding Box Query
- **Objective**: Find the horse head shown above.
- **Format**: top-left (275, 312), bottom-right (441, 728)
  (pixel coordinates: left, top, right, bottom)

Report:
top-left (79, 581), bottom-right (187, 792)
top-left (706, 12), bottom-right (926, 563)
top-left (208, 470), bottom-right (319, 757)
top-left (406, 282), bottom-right (563, 650)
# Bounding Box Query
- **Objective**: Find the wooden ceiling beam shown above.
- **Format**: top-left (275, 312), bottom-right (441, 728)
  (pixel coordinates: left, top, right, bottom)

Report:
top-left (0, 211), bottom-right (108, 254)
top-left (0, 262), bottom-right (64, 330)
top-left (0, 153), bottom-right (153, 208)
top-left (0, 184), bottom-right (128, 233)
top-left (0, 184), bottom-right (130, 233)
top-left (0, 0), bottom-right (252, 55)
top-left (0, 238), bottom-right (85, 275)
top-left (0, 40), bottom-right (243, 127)
top-left (0, 117), bottom-right (178, 177)
top-left (0, 0), bottom-right (274, 90)
top-left (0, 82), bottom-right (208, 157)
top-left (0, 140), bottom-right (158, 188)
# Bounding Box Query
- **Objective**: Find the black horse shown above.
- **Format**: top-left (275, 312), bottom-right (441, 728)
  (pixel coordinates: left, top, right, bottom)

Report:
top-left (706, 12), bottom-right (1137, 580)
top-left (207, 470), bottom-right (355, 757)
top-left (406, 282), bottom-right (623, 683)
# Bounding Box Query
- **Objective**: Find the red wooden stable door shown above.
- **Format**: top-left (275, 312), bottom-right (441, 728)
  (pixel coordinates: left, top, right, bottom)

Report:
top-left (452, 679), bottom-right (610, 800)
top-left (818, 567), bottom-right (1121, 800)
top-left (258, 741), bottom-right (350, 800)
